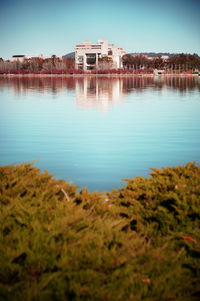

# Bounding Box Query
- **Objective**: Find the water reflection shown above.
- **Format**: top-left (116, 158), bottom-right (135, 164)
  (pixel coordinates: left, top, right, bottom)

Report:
top-left (0, 75), bottom-right (200, 106)
top-left (0, 75), bottom-right (200, 91)
top-left (76, 77), bottom-right (125, 112)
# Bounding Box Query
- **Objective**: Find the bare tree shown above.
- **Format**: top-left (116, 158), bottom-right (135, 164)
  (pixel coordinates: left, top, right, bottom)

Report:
top-left (97, 56), bottom-right (116, 70)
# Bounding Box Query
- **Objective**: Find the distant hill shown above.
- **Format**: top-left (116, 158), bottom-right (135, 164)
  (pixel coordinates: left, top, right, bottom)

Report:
top-left (62, 52), bottom-right (75, 59)
top-left (129, 52), bottom-right (200, 59)
top-left (63, 52), bottom-right (174, 59)
top-left (129, 52), bottom-right (175, 58)
top-left (62, 51), bottom-right (199, 60)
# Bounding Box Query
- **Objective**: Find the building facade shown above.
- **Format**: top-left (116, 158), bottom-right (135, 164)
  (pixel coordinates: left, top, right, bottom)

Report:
top-left (75, 39), bottom-right (126, 70)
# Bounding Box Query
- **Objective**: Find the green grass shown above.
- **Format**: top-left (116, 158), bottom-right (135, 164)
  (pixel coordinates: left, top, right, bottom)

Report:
top-left (1, 162), bottom-right (200, 301)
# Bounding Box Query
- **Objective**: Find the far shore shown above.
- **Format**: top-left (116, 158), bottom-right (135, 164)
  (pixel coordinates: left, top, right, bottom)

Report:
top-left (0, 73), bottom-right (199, 78)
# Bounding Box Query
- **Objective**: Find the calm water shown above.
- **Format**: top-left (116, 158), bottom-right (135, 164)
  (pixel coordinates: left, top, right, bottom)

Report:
top-left (0, 76), bottom-right (200, 191)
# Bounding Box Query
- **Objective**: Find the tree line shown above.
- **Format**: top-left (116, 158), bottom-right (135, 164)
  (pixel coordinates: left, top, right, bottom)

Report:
top-left (0, 53), bottom-right (200, 73)
top-left (0, 56), bottom-right (75, 73)
top-left (122, 53), bottom-right (200, 72)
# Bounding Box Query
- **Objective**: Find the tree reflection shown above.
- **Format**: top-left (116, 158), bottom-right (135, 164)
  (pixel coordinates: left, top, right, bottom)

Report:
top-left (0, 75), bottom-right (199, 101)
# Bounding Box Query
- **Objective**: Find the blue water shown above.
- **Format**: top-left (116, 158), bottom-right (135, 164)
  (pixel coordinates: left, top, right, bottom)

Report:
top-left (0, 76), bottom-right (200, 191)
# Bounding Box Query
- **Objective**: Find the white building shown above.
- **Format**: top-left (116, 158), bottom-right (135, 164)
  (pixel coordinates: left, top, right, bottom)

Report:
top-left (10, 54), bottom-right (40, 62)
top-left (10, 55), bottom-right (26, 62)
top-left (75, 39), bottom-right (126, 70)
top-left (161, 55), bottom-right (169, 60)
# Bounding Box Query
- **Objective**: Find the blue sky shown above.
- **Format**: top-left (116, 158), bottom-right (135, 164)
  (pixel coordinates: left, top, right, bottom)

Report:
top-left (0, 0), bottom-right (200, 60)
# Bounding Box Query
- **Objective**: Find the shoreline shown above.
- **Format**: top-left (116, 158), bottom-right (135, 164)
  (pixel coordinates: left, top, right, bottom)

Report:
top-left (0, 73), bottom-right (199, 78)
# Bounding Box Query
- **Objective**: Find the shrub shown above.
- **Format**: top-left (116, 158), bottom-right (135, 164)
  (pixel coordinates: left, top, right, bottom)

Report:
top-left (0, 162), bottom-right (200, 300)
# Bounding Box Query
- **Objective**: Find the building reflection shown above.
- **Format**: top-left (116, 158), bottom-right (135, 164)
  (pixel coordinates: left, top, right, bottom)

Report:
top-left (75, 77), bottom-right (125, 112)
top-left (0, 75), bottom-right (199, 105)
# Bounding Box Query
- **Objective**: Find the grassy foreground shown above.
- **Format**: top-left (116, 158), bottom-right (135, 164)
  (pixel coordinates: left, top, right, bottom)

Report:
top-left (0, 162), bottom-right (200, 301)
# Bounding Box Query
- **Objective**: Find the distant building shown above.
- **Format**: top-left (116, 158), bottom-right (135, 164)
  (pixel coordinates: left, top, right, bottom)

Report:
top-left (145, 55), bottom-right (169, 61)
top-left (10, 55), bottom-right (26, 62)
top-left (10, 54), bottom-right (38, 62)
top-left (40, 54), bottom-right (63, 60)
top-left (161, 55), bottom-right (169, 60)
top-left (75, 39), bottom-right (126, 70)
top-left (10, 54), bottom-right (63, 62)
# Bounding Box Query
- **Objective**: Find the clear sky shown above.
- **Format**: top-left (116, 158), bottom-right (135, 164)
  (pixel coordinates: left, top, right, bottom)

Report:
top-left (0, 0), bottom-right (200, 60)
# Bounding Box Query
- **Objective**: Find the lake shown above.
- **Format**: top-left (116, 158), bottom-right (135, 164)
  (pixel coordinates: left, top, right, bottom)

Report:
top-left (0, 75), bottom-right (200, 192)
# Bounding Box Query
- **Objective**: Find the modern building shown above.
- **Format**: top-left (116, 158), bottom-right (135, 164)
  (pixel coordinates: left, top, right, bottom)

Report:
top-left (75, 39), bottom-right (126, 70)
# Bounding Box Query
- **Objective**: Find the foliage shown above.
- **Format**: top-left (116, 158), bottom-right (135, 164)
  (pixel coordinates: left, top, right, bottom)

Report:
top-left (122, 53), bottom-right (200, 72)
top-left (0, 56), bottom-right (74, 74)
top-left (97, 56), bottom-right (116, 70)
top-left (0, 162), bottom-right (200, 300)
top-left (169, 54), bottom-right (200, 72)
top-left (122, 54), bottom-right (150, 70)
